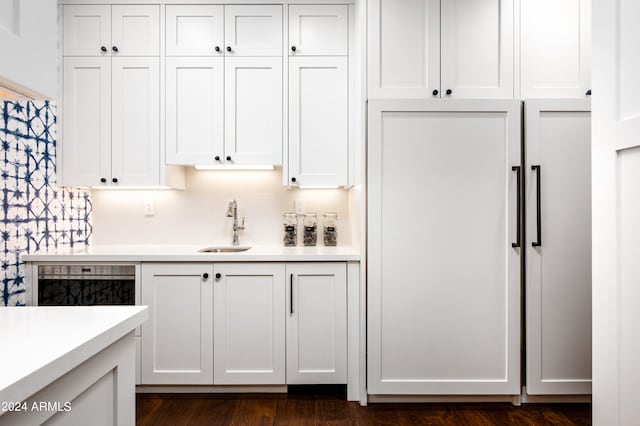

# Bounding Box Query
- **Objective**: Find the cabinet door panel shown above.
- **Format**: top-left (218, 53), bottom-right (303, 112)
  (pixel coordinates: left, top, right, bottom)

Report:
top-left (141, 264), bottom-right (214, 385)
top-left (63, 5), bottom-right (111, 56)
top-left (368, 100), bottom-right (521, 395)
top-left (441, 0), bottom-right (514, 98)
top-left (165, 57), bottom-right (224, 165)
top-left (111, 5), bottom-right (159, 56)
top-left (521, 0), bottom-right (591, 98)
top-left (213, 263), bottom-right (285, 385)
top-left (288, 5), bottom-right (348, 56)
top-left (225, 57), bottom-right (282, 165)
top-left (368, 0), bottom-right (440, 98)
top-left (166, 5), bottom-right (224, 56)
top-left (62, 57), bottom-right (111, 186)
top-left (111, 57), bottom-right (160, 186)
top-left (289, 57), bottom-right (348, 186)
top-left (286, 263), bottom-right (347, 384)
top-left (224, 5), bottom-right (282, 56)
top-left (525, 100), bottom-right (591, 395)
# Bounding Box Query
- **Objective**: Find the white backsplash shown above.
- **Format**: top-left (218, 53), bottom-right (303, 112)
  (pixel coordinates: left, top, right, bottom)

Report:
top-left (90, 168), bottom-right (353, 246)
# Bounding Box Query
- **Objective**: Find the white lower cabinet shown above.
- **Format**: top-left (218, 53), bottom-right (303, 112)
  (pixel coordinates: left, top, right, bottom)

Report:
top-left (213, 263), bottom-right (286, 385)
top-left (141, 263), bottom-right (214, 385)
top-left (286, 263), bottom-right (347, 384)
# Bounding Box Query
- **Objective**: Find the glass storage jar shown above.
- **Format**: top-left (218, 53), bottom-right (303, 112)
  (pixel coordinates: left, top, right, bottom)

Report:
top-left (323, 212), bottom-right (338, 246)
top-left (303, 213), bottom-right (318, 246)
top-left (283, 213), bottom-right (297, 246)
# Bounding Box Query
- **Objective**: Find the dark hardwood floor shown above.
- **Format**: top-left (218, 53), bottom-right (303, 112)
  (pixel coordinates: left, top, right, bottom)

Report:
top-left (136, 387), bottom-right (591, 425)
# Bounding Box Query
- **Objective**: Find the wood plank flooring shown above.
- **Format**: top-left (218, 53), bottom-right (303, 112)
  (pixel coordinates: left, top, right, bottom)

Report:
top-left (136, 387), bottom-right (591, 425)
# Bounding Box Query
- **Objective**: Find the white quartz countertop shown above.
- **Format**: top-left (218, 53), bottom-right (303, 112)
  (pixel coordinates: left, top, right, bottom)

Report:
top-left (0, 306), bottom-right (148, 406)
top-left (21, 245), bottom-right (361, 262)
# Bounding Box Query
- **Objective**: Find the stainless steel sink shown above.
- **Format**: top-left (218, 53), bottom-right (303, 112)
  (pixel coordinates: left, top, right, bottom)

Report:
top-left (198, 246), bottom-right (251, 253)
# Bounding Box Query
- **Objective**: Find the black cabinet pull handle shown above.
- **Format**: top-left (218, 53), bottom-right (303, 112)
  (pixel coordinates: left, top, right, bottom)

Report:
top-left (511, 166), bottom-right (521, 248)
top-left (432, 89), bottom-right (439, 96)
top-left (226, 155), bottom-right (231, 161)
top-left (291, 46), bottom-right (297, 52)
top-left (226, 46), bottom-right (232, 52)
top-left (215, 155), bottom-right (220, 161)
top-left (586, 89), bottom-right (592, 96)
top-left (112, 46), bottom-right (118, 52)
top-left (290, 273), bottom-right (294, 315)
top-left (291, 177), bottom-right (297, 183)
top-left (203, 273), bottom-right (209, 280)
top-left (532, 165), bottom-right (542, 247)
top-left (100, 46), bottom-right (107, 53)
top-left (446, 89), bottom-right (452, 95)
top-left (112, 178), bottom-right (118, 183)
top-left (215, 46), bottom-right (220, 52)
top-left (215, 272), bottom-right (221, 279)
top-left (100, 177), bottom-right (107, 183)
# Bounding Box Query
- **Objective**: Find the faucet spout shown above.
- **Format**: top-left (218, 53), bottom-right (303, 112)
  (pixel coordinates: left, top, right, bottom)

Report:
top-left (227, 199), bottom-right (245, 246)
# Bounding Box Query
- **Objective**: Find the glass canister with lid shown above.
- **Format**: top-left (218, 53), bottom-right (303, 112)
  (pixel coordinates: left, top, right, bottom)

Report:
top-left (283, 212), bottom-right (298, 246)
top-left (323, 212), bottom-right (338, 246)
top-left (302, 213), bottom-right (318, 246)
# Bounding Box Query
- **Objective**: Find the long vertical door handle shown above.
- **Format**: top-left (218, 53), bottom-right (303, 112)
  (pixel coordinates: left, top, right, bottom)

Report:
top-left (290, 273), bottom-right (294, 315)
top-left (511, 166), bottom-right (521, 248)
top-left (532, 165), bottom-right (542, 247)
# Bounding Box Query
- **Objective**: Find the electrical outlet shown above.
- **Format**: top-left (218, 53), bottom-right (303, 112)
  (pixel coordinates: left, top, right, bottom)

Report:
top-left (294, 199), bottom-right (305, 214)
top-left (144, 200), bottom-right (155, 217)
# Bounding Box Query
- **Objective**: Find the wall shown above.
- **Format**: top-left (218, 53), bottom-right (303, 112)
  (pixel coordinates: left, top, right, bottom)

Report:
top-left (90, 168), bottom-right (351, 246)
top-left (0, 101), bottom-right (91, 306)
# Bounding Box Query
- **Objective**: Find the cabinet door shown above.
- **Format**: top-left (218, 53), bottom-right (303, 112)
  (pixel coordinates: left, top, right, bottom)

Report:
top-left (525, 100), bottom-right (591, 395)
top-left (166, 5), bottom-right (224, 56)
top-left (367, 0), bottom-right (440, 98)
top-left (111, 5), bottom-right (159, 56)
top-left (62, 57), bottom-right (111, 187)
top-left (213, 263), bottom-right (286, 385)
top-left (165, 57), bottom-right (224, 165)
top-left (368, 99), bottom-right (521, 395)
top-left (288, 5), bottom-right (348, 56)
top-left (521, 0), bottom-right (591, 98)
top-left (289, 56), bottom-right (348, 187)
top-left (224, 5), bottom-right (282, 56)
top-left (225, 57), bottom-right (282, 165)
top-left (440, 0), bottom-right (514, 98)
top-left (111, 57), bottom-right (160, 186)
top-left (286, 263), bottom-right (347, 384)
top-left (63, 5), bottom-right (111, 56)
top-left (141, 263), bottom-right (214, 385)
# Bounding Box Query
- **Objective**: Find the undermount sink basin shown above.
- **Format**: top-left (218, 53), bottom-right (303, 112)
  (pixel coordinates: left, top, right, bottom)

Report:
top-left (198, 246), bottom-right (251, 253)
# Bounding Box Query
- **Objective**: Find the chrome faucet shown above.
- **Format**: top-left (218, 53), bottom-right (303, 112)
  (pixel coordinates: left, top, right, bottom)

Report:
top-left (226, 199), bottom-right (245, 246)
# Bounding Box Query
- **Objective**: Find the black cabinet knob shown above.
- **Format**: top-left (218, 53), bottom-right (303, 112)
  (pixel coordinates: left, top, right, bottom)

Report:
top-left (100, 46), bottom-right (107, 53)
top-left (291, 177), bottom-right (297, 183)
top-left (226, 46), bottom-right (232, 52)
top-left (100, 178), bottom-right (107, 183)
top-left (215, 155), bottom-right (220, 161)
top-left (446, 89), bottom-right (452, 95)
top-left (432, 89), bottom-right (439, 96)
top-left (226, 156), bottom-right (231, 161)
top-left (112, 46), bottom-right (119, 53)
top-left (203, 273), bottom-right (209, 279)
top-left (112, 178), bottom-right (118, 183)
top-left (215, 46), bottom-right (220, 52)
top-left (291, 46), bottom-right (297, 52)
top-left (586, 89), bottom-right (592, 96)
top-left (215, 273), bottom-right (221, 279)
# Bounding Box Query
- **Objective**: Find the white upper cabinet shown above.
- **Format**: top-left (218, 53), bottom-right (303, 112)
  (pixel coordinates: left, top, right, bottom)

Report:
top-left (368, 0), bottom-right (515, 99)
top-left (521, 0), bottom-right (591, 98)
top-left (289, 57), bottom-right (348, 187)
top-left (288, 5), bottom-right (348, 56)
top-left (165, 5), bottom-right (224, 56)
top-left (165, 57), bottom-right (224, 165)
top-left (368, 0), bottom-right (441, 98)
top-left (440, 0), bottom-right (514, 99)
top-left (63, 5), bottom-right (159, 56)
top-left (224, 5), bottom-right (282, 56)
top-left (225, 57), bottom-right (283, 165)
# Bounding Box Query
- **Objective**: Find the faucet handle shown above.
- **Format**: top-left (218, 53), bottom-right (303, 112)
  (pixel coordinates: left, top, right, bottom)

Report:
top-left (240, 217), bottom-right (246, 229)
